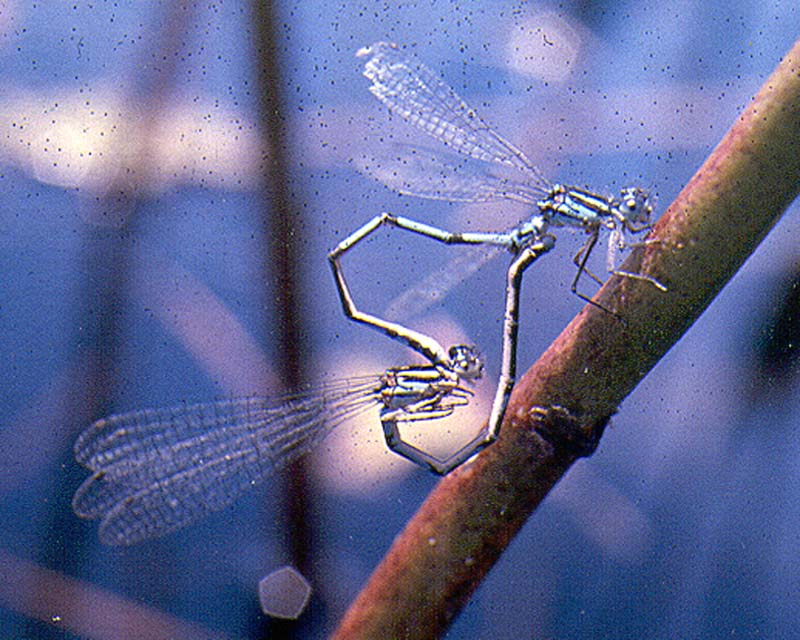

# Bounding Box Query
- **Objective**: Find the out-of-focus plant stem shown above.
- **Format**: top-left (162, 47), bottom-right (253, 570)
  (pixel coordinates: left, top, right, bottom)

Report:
top-left (331, 38), bottom-right (800, 640)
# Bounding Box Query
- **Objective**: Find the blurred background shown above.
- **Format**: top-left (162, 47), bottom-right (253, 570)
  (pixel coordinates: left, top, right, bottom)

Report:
top-left (0, 1), bottom-right (798, 638)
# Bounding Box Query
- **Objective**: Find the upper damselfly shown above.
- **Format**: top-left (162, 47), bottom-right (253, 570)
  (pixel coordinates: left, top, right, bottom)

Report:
top-left (353, 41), bottom-right (665, 319)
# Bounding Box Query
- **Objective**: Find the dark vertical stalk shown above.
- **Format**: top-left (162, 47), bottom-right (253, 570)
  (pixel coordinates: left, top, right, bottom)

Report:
top-left (251, 1), bottom-right (315, 636)
top-left (749, 264), bottom-right (800, 399)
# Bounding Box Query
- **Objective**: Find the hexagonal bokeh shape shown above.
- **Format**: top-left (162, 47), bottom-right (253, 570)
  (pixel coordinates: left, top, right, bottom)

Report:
top-left (258, 566), bottom-right (312, 620)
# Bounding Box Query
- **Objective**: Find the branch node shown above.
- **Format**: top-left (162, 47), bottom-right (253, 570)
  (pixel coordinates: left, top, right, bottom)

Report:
top-left (528, 405), bottom-right (609, 458)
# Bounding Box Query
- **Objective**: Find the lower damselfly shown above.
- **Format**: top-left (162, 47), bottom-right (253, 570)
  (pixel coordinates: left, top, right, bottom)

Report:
top-left (73, 344), bottom-right (480, 545)
top-left (73, 230), bottom-right (553, 545)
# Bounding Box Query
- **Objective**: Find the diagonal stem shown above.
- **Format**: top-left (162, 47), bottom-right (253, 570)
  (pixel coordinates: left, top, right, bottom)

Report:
top-left (331, 38), bottom-right (800, 640)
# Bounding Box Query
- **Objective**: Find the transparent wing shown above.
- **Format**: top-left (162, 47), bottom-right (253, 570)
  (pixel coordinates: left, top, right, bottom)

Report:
top-left (355, 144), bottom-right (545, 205)
top-left (384, 243), bottom-right (505, 322)
top-left (73, 378), bottom-right (380, 545)
top-left (357, 41), bottom-right (551, 192)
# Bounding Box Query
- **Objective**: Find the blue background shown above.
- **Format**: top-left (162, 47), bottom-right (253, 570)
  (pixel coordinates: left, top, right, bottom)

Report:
top-left (0, 1), bottom-right (798, 638)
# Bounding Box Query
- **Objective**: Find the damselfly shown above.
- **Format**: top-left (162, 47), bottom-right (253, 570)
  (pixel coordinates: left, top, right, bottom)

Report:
top-left (73, 345), bottom-right (483, 545)
top-left (353, 41), bottom-right (665, 319)
top-left (73, 232), bottom-right (553, 545)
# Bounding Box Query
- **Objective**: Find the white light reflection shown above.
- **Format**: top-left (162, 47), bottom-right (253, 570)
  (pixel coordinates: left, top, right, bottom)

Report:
top-left (504, 11), bottom-right (584, 84)
top-left (316, 313), bottom-right (493, 495)
top-left (0, 87), bottom-right (260, 196)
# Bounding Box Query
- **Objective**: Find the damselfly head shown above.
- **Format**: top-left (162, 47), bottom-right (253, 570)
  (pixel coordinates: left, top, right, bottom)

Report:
top-left (448, 344), bottom-right (484, 381)
top-left (618, 187), bottom-right (654, 227)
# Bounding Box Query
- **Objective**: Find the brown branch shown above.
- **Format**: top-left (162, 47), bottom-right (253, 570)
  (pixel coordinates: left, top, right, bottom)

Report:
top-left (331, 39), bottom-right (800, 640)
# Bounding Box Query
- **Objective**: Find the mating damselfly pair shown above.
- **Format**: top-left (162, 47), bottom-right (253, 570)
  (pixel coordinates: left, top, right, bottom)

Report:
top-left (73, 41), bottom-right (663, 545)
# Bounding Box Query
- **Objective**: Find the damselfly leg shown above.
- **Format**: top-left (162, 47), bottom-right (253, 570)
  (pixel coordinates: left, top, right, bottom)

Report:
top-left (328, 215), bottom-right (554, 473)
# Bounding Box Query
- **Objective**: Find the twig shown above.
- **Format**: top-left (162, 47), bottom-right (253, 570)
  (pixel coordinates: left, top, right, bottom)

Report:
top-left (0, 550), bottom-right (231, 640)
top-left (331, 38), bottom-right (800, 640)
